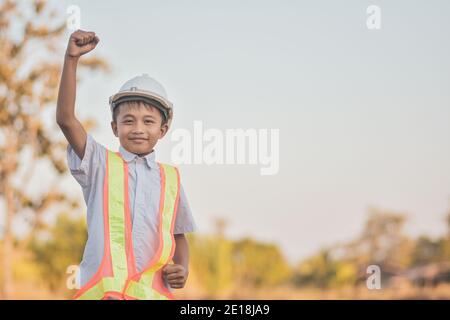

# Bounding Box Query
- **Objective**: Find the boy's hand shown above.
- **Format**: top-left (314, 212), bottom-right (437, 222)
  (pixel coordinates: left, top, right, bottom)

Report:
top-left (66, 29), bottom-right (99, 59)
top-left (162, 264), bottom-right (189, 289)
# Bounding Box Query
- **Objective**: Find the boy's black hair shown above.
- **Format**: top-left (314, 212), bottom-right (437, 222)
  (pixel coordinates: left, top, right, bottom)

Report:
top-left (112, 100), bottom-right (168, 126)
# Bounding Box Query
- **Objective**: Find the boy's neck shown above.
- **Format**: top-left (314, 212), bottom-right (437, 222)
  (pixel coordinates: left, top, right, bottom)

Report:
top-left (121, 146), bottom-right (154, 158)
top-left (137, 151), bottom-right (153, 157)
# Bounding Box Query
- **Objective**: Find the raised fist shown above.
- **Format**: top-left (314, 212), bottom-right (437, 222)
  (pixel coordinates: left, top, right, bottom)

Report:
top-left (66, 29), bottom-right (99, 58)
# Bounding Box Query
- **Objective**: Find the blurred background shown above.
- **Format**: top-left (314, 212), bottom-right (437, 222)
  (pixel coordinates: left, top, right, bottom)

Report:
top-left (0, 0), bottom-right (449, 299)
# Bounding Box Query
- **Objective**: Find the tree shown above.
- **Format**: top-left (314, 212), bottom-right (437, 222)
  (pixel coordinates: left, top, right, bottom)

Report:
top-left (186, 217), bottom-right (233, 297)
top-left (346, 208), bottom-right (408, 271)
top-left (294, 249), bottom-right (337, 289)
top-left (188, 233), bottom-right (234, 298)
top-left (29, 212), bottom-right (86, 295)
top-left (446, 208), bottom-right (450, 239)
top-left (0, 0), bottom-right (107, 298)
top-left (411, 236), bottom-right (441, 266)
top-left (231, 238), bottom-right (292, 289)
top-left (294, 250), bottom-right (358, 289)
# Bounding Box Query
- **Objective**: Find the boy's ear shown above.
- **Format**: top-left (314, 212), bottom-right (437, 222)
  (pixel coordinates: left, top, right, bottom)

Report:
top-left (111, 121), bottom-right (118, 137)
top-left (159, 123), bottom-right (169, 139)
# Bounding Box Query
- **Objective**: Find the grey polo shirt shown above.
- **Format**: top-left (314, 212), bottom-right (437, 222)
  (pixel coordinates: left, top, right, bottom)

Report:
top-left (67, 134), bottom-right (196, 286)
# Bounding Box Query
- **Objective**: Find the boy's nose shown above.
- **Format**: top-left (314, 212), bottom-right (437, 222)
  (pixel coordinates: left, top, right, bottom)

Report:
top-left (132, 122), bottom-right (145, 133)
top-left (132, 127), bottom-right (144, 134)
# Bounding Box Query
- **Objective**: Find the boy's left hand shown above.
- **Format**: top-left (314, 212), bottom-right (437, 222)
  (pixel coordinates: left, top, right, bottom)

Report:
top-left (162, 264), bottom-right (188, 289)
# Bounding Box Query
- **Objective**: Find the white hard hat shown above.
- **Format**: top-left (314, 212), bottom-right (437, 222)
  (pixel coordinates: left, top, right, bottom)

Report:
top-left (109, 74), bottom-right (173, 125)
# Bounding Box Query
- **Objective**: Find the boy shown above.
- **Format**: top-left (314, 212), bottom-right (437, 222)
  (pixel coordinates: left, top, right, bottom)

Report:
top-left (56, 30), bottom-right (196, 300)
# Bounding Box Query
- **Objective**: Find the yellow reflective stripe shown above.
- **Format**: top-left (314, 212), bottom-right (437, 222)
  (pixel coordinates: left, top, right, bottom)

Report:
top-left (125, 280), bottom-right (169, 300)
top-left (138, 264), bottom-right (160, 288)
top-left (76, 277), bottom-right (124, 300)
top-left (108, 151), bottom-right (128, 284)
top-left (159, 164), bottom-right (178, 263)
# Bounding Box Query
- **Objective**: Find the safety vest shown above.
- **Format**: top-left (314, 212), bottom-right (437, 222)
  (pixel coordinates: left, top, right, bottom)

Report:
top-left (73, 149), bottom-right (180, 300)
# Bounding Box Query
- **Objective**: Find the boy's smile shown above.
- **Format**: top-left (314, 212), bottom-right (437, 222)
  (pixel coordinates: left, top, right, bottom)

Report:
top-left (111, 101), bottom-right (168, 157)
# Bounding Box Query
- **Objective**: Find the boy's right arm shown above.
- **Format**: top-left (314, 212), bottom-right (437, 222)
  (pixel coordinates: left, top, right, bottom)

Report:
top-left (56, 30), bottom-right (99, 160)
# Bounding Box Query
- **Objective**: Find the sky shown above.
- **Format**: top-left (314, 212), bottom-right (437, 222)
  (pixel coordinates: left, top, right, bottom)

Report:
top-left (6, 0), bottom-right (450, 265)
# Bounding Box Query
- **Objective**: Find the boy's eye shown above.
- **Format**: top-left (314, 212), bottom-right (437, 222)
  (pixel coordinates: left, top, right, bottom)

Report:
top-left (145, 120), bottom-right (154, 124)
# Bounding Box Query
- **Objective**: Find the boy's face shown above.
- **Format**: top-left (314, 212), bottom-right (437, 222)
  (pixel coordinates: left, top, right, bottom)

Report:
top-left (111, 102), bottom-right (168, 156)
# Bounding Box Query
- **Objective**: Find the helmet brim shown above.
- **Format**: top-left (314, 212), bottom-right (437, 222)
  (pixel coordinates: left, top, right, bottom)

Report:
top-left (109, 91), bottom-right (173, 121)
top-left (109, 91), bottom-right (173, 111)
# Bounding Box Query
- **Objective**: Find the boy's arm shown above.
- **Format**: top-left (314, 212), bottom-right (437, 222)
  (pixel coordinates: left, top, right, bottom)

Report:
top-left (56, 55), bottom-right (87, 159)
top-left (173, 234), bottom-right (190, 272)
top-left (56, 30), bottom-right (99, 160)
top-left (163, 234), bottom-right (190, 289)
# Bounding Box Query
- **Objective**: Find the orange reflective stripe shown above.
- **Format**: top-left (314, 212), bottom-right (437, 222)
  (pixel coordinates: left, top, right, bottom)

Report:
top-left (150, 165), bottom-right (179, 300)
top-left (122, 159), bottom-right (137, 277)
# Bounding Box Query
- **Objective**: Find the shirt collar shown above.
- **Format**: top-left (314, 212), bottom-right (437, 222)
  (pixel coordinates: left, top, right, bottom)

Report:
top-left (119, 145), bottom-right (157, 169)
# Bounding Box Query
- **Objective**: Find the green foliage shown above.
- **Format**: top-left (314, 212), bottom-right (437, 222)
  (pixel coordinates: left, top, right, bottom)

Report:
top-left (188, 234), bottom-right (234, 296)
top-left (294, 250), bottom-right (357, 289)
top-left (232, 238), bottom-right (292, 288)
top-left (22, 208), bottom-right (450, 295)
top-left (412, 236), bottom-right (450, 266)
top-left (29, 213), bottom-right (86, 292)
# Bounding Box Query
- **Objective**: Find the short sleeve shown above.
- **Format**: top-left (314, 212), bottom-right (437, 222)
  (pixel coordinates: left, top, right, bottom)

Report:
top-left (67, 134), bottom-right (104, 188)
top-left (173, 184), bottom-right (197, 234)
